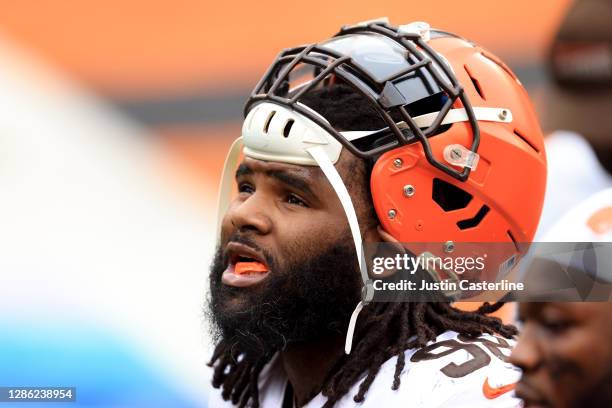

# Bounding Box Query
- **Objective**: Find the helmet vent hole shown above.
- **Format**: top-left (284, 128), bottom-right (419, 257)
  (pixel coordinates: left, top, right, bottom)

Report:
top-left (432, 178), bottom-right (473, 211)
top-left (457, 205), bottom-right (490, 230)
top-left (263, 111), bottom-right (276, 134)
top-left (283, 119), bottom-right (295, 138)
top-left (464, 65), bottom-right (485, 100)
top-left (514, 129), bottom-right (540, 153)
top-left (480, 51), bottom-right (519, 82)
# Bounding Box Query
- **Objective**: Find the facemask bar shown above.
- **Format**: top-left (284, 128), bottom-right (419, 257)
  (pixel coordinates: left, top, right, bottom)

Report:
top-left (244, 21), bottom-right (481, 182)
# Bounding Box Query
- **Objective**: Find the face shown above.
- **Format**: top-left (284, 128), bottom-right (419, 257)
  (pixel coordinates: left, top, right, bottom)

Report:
top-left (510, 302), bottom-right (612, 408)
top-left (208, 151), bottom-right (370, 357)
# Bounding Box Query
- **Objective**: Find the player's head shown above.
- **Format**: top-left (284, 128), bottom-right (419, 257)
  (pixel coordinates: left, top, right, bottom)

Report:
top-left (510, 302), bottom-right (612, 408)
top-left (208, 18), bottom-right (546, 406)
top-left (209, 85), bottom-right (377, 355)
top-left (543, 0), bottom-right (612, 172)
top-left (511, 189), bottom-right (612, 408)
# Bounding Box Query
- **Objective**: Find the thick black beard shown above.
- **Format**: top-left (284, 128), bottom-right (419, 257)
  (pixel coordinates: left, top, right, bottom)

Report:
top-left (208, 233), bottom-right (362, 360)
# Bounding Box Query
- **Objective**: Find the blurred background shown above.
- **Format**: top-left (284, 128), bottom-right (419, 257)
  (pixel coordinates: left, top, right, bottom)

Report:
top-left (0, 0), bottom-right (581, 407)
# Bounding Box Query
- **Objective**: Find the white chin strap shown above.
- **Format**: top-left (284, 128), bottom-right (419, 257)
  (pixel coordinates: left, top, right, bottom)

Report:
top-left (306, 145), bottom-right (371, 354)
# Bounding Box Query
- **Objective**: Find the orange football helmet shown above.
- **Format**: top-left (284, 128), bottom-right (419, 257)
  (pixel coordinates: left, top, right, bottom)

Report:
top-left (218, 18), bottom-right (547, 352)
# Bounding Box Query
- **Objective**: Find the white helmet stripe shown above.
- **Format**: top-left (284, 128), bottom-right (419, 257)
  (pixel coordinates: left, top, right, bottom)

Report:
top-left (340, 106), bottom-right (513, 141)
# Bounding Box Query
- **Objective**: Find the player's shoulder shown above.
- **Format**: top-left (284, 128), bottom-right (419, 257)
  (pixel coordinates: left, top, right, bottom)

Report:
top-left (343, 330), bottom-right (521, 407)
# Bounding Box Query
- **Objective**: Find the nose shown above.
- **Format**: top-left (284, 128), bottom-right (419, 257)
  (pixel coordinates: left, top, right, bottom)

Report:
top-left (509, 324), bottom-right (542, 373)
top-left (225, 193), bottom-right (273, 235)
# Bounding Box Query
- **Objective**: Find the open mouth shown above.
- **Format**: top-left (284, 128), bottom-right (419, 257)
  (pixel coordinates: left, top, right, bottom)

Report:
top-left (222, 242), bottom-right (271, 287)
top-left (232, 255), bottom-right (269, 275)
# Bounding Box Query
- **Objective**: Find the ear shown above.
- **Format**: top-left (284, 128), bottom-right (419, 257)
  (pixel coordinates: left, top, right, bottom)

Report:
top-left (377, 225), bottom-right (399, 243)
top-left (362, 224), bottom-right (404, 244)
top-left (362, 223), bottom-right (382, 244)
top-left (362, 225), bottom-right (407, 279)
top-left (377, 225), bottom-right (406, 255)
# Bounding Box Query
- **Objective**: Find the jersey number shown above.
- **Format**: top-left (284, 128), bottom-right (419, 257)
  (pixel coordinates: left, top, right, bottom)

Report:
top-left (410, 335), bottom-right (511, 378)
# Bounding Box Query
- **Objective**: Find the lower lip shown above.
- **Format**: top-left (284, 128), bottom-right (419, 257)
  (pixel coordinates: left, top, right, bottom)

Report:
top-left (221, 264), bottom-right (270, 287)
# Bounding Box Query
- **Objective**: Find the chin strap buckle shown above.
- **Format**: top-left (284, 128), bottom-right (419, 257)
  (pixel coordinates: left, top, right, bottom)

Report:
top-left (443, 144), bottom-right (480, 170)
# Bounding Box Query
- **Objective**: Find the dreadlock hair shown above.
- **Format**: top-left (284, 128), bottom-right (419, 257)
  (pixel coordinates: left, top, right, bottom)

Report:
top-left (208, 83), bottom-right (518, 407)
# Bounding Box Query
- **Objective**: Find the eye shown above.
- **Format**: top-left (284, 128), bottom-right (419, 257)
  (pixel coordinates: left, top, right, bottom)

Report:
top-left (539, 308), bottom-right (572, 334)
top-left (238, 183), bottom-right (254, 194)
top-left (540, 317), bottom-right (571, 334)
top-left (286, 193), bottom-right (307, 207)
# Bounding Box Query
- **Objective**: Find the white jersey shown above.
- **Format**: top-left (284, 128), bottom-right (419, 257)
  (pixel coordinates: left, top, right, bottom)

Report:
top-left (541, 188), bottom-right (612, 286)
top-left (542, 187), bottom-right (612, 242)
top-left (536, 131), bottom-right (612, 240)
top-left (209, 331), bottom-right (521, 407)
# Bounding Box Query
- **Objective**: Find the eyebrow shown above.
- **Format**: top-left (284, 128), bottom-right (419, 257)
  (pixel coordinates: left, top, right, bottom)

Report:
top-left (268, 170), bottom-right (316, 197)
top-left (235, 163), bottom-right (252, 178)
top-left (235, 163), bottom-right (316, 197)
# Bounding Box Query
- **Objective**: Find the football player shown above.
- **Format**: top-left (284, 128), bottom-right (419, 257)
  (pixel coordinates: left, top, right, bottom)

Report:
top-left (511, 188), bottom-right (612, 408)
top-left (207, 19), bottom-right (546, 407)
top-left (511, 302), bottom-right (612, 408)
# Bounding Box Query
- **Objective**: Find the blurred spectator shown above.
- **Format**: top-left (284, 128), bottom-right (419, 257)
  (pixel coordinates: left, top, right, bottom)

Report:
top-left (537, 0), bottom-right (612, 237)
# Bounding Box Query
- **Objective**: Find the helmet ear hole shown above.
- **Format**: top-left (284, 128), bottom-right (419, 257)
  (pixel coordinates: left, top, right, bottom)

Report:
top-left (457, 205), bottom-right (490, 230)
top-left (432, 178), bottom-right (472, 211)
